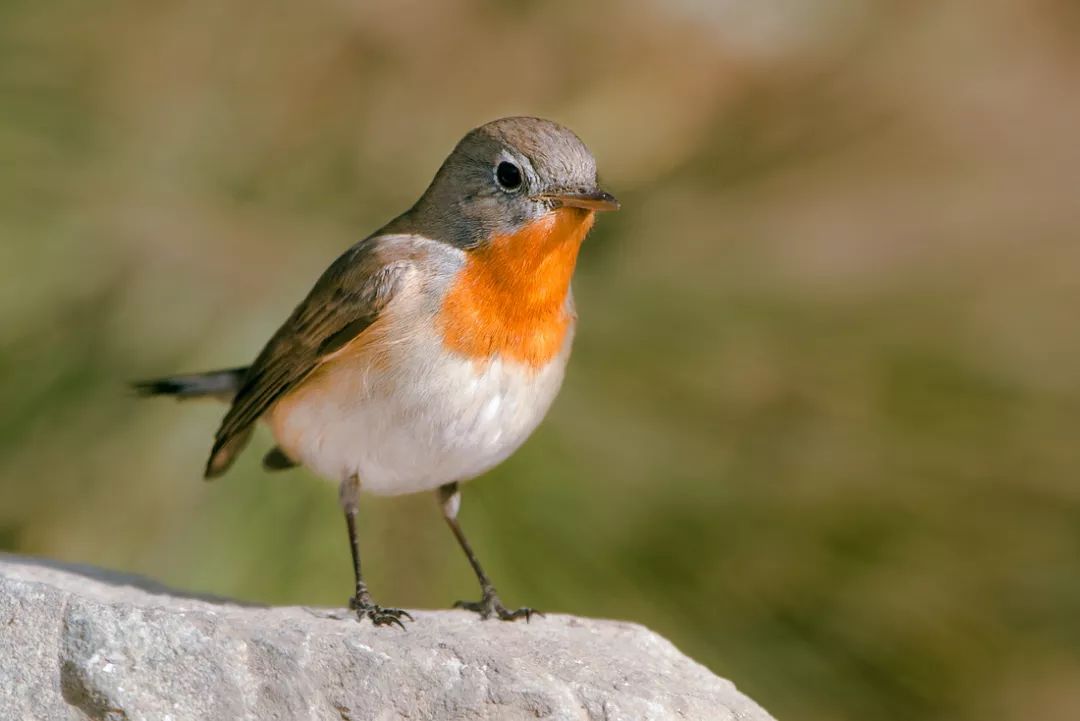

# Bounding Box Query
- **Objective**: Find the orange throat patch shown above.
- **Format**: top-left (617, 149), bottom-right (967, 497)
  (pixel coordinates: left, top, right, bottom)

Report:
top-left (439, 207), bottom-right (596, 369)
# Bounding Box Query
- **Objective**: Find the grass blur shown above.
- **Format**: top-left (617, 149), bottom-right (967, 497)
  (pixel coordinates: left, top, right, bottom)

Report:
top-left (3, 1), bottom-right (1080, 719)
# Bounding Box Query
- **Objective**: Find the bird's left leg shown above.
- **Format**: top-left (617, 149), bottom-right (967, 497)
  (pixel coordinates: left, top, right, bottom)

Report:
top-left (437, 482), bottom-right (537, 622)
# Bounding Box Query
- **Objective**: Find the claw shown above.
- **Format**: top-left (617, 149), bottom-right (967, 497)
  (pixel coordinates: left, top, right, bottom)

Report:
top-left (347, 596), bottom-right (414, 629)
top-left (372, 612), bottom-right (406, 631)
top-left (454, 593), bottom-right (538, 622)
top-left (499, 606), bottom-right (539, 622)
top-left (505, 606), bottom-right (541, 622)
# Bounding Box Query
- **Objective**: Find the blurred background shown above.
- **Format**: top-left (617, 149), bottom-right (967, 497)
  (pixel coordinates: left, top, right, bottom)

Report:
top-left (2, 1), bottom-right (1079, 719)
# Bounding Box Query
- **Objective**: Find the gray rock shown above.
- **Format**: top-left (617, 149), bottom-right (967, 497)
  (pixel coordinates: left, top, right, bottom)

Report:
top-left (0, 553), bottom-right (774, 721)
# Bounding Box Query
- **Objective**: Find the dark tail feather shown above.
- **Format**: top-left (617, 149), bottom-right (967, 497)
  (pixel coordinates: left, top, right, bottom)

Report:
top-left (132, 367), bottom-right (248, 401)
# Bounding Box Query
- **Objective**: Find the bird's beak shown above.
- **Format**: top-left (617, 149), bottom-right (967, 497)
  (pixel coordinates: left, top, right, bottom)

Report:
top-left (538, 189), bottom-right (620, 212)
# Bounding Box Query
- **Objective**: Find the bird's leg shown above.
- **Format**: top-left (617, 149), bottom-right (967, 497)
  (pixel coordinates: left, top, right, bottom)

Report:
top-left (438, 482), bottom-right (537, 622)
top-left (340, 475), bottom-right (413, 629)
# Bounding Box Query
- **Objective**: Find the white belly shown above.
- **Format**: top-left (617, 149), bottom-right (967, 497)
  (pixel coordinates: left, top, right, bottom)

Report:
top-left (269, 330), bottom-right (572, 496)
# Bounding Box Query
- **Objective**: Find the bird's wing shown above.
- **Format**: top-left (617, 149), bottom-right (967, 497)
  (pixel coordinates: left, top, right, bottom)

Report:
top-left (204, 236), bottom-right (416, 478)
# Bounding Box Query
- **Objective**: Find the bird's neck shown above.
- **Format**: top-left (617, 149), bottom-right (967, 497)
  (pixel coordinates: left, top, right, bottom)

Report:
top-left (439, 208), bottom-right (595, 369)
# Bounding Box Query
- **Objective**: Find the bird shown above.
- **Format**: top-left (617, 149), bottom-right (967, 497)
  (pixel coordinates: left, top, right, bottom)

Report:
top-left (135, 117), bottom-right (619, 628)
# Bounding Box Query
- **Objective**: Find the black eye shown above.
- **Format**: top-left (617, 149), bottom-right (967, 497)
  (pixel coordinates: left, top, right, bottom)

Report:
top-left (495, 161), bottom-right (523, 191)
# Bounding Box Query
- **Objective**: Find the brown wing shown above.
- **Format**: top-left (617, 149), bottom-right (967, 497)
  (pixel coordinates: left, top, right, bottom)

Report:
top-left (204, 237), bottom-right (412, 478)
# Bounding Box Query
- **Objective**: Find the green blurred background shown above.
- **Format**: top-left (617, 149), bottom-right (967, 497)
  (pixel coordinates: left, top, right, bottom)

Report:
top-left (3, 1), bottom-right (1080, 719)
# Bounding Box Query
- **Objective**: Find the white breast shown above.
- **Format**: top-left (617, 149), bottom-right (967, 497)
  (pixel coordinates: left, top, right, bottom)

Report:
top-left (268, 294), bottom-right (573, 496)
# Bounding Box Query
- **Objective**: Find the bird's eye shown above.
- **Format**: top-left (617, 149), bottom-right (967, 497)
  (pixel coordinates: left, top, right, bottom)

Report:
top-left (495, 161), bottom-right (523, 191)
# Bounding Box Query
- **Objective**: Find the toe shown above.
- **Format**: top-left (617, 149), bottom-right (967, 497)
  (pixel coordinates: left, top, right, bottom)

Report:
top-left (368, 608), bottom-right (410, 630)
top-left (348, 599), bottom-right (414, 629)
top-left (453, 599), bottom-right (493, 619)
top-left (378, 614), bottom-right (408, 631)
top-left (380, 607), bottom-right (414, 622)
top-left (498, 606), bottom-right (538, 622)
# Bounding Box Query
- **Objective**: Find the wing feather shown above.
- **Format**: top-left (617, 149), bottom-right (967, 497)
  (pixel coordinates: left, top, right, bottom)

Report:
top-left (204, 238), bottom-right (413, 478)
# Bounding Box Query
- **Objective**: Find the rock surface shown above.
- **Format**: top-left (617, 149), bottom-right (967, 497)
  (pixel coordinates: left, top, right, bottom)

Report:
top-left (0, 554), bottom-right (774, 721)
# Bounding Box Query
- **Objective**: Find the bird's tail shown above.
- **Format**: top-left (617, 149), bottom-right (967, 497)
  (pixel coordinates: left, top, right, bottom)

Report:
top-left (132, 367), bottom-right (248, 402)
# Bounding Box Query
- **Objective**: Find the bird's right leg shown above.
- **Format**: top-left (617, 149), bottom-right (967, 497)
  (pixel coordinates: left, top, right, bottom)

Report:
top-left (340, 475), bottom-right (413, 629)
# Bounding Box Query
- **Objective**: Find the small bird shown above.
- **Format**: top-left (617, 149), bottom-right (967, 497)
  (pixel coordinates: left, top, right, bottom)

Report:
top-left (136, 117), bottom-right (618, 627)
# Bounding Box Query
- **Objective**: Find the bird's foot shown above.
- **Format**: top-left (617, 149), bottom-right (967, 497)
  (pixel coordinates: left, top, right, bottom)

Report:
top-left (454, 589), bottom-right (539, 622)
top-left (348, 595), bottom-right (413, 629)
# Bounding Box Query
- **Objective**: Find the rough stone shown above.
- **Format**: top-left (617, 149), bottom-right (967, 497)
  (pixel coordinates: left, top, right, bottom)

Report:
top-left (0, 554), bottom-right (774, 721)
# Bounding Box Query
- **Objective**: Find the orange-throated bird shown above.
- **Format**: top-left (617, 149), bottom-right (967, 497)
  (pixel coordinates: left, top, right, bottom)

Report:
top-left (136, 117), bottom-right (619, 627)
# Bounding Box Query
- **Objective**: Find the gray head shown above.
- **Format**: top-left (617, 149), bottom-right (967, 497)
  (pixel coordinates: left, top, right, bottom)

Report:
top-left (401, 117), bottom-right (618, 249)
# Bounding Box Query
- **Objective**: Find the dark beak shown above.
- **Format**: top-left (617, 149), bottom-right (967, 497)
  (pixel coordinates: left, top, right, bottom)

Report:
top-left (538, 189), bottom-right (620, 212)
